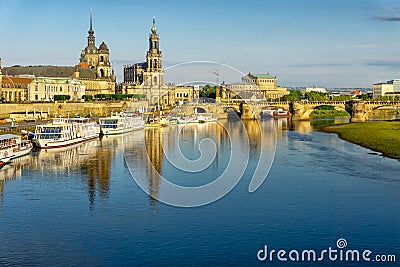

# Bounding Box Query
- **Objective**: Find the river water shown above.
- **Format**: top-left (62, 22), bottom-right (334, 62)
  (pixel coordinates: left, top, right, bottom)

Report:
top-left (0, 119), bottom-right (399, 266)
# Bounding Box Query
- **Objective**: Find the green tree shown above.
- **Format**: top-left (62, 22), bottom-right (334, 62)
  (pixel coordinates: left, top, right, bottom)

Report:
top-left (331, 95), bottom-right (353, 101)
top-left (82, 95), bottom-right (93, 101)
top-left (376, 96), bottom-right (393, 101)
top-left (305, 91), bottom-right (329, 101)
top-left (359, 94), bottom-right (371, 100)
top-left (200, 84), bottom-right (216, 98)
top-left (280, 90), bottom-right (302, 101)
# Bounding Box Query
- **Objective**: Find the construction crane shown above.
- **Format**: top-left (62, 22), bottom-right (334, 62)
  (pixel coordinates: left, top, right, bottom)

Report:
top-left (208, 69), bottom-right (219, 86)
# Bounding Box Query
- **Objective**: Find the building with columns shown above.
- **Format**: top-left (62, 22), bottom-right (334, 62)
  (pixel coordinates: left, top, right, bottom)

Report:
top-left (223, 72), bottom-right (288, 102)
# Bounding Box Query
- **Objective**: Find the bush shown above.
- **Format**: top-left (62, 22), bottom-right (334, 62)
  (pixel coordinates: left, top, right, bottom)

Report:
top-left (82, 95), bottom-right (93, 101)
top-left (315, 105), bottom-right (335, 110)
top-left (54, 95), bottom-right (71, 101)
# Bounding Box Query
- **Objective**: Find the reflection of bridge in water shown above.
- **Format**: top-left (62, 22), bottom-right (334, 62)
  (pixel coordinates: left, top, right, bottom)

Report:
top-left (177, 101), bottom-right (400, 121)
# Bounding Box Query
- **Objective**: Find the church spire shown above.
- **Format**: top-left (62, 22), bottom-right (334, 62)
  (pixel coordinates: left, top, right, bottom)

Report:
top-left (87, 8), bottom-right (95, 47)
top-left (90, 8), bottom-right (93, 31)
top-left (151, 16), bottom-right (157, 34)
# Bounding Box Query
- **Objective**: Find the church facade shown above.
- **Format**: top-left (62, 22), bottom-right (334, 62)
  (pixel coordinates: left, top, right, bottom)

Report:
top-left (1, 11), bottom-right (116, 101)
top-left (122, 18), bottom-right (195, 108)
top-left (76, 10), bottom-right (116, 95)
top-left (123, 18), bottom-right (169, 106)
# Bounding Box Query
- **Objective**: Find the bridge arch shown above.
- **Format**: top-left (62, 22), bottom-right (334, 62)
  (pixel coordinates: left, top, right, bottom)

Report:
top-left (194, 107), bottom-right (208, 113)
top-left (361, 105), bottom-right (399, 120)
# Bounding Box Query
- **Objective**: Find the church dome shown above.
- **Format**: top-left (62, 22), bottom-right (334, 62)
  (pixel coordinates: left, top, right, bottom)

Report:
top-left (99, 41), bottom-right (109, 53)
top-left (85, 44), bottom-right (98, 54)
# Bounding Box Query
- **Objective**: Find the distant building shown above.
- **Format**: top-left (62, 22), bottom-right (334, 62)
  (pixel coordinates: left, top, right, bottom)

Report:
top-left (223, 72), bottom-right (288, 101)
top-left (123, 18), bottom-right (166, 104)
top-left (123, 18), bottom-right (164, 87)
top-left (1, 76), bottom-right (32, 102)
top-left (28, 77), bottom-right (85, 101)
top-left (373, 79), bottom-right (400, 98)
top-left (1, 10), bottom-right (116, 98)
top-left (77, 10), bottom-right (116, 95)
top-left (305, 86), bottom-right (327, 93)
top-left (122, 18), bottom-right (194, 109)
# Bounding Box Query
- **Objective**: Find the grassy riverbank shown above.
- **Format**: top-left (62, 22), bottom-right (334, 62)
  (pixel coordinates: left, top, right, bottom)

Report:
top-left (310, 110), bottom-right (350, 118)
top-left (323, 121), bottom-right (400, 159)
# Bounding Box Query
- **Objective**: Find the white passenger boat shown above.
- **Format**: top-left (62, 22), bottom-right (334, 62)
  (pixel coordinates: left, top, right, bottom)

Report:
top-left (177, 114), bottom-right (216, 124)
top-left (0, 134), bottom-right (33, 165)
top-left (99, 112), bottom-right (145, 135)
top-left (32, 117), bottom-right (100, 149)
top-left (261, 107), bottom-right (290, 118)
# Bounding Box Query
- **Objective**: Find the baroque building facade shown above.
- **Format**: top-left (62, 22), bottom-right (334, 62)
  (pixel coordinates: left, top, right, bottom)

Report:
top-left (1, 11), bottom-right (115, 101)
top-left (122, 18), bottom-right (194, 109)
top-left (77, 10), bottom-right (116, 95)
top-left (221, 72), bottom-right (288, 102)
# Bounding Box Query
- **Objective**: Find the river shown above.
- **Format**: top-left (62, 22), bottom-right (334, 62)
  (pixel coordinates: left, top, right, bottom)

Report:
top-left (0, 118), bottom-right (399, 266)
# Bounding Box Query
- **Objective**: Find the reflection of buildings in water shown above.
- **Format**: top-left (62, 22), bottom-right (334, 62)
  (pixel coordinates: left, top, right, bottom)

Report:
top-left (144, 129), bottom-right (163, 210)
top-left (84, 145), bottom-right (111, 206)
top-left (290, 120), bottom-right (313, 134)
top-left (242, 120), bottom-right (261, 150)
top-left (31, 138), bottom-right (113, 209)
top-left (0, 155), bottom-right (32, 203)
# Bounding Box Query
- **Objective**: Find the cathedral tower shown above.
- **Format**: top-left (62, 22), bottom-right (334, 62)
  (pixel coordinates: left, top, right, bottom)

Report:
top-left (84, 9), bottom-right (98, 69)
top-left (97, 39), bottom-right (111, 78)
top-left (145, 17), bottom-right (164, 86)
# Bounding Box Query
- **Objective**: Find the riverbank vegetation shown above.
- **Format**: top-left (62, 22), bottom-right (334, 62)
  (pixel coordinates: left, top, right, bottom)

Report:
top-left (323, 121), bottom-right (400, 159)
top-left (310, 105), bottom-right (350, 118)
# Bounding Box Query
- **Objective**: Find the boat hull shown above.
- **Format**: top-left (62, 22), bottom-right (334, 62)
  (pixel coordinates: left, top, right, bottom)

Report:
top-left (101, 125), bottom-right (144, 135)
top-left (32, 135), bottom-right (98, 149)
top-left (0, 141), bottom-right (33, 164)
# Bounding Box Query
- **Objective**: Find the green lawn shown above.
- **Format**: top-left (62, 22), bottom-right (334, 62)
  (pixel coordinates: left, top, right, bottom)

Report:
top-left (310, 110), bottom-right (350, 118)
top-left (323, 122), bottom-right (400, 159)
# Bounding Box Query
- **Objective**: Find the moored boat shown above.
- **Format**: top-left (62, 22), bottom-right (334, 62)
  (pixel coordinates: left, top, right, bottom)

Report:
top-left (99, 112), bottom-right (145, 135)
top-left (261, 107), bottom-right (290, 118)
top-left (177, 114), bottom-right (217, 124)
top-left (32, 117), bottom-right (100, 149)
top-left (273, 108), bottom-right (290, 118)
top-left (0, 134), bottom-right (33, 164)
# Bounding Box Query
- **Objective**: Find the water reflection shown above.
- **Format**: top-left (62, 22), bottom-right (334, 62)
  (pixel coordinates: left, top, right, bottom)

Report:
top-left (0, 117), bottom-right (390, 209)
top-left (144, 129), bottom-right (162, 210)
top-left (0, 137), bottom-right (125, 209)
top-left (123, 119), bottom-right (285, 208)
top-left (0, 155), bottom-right (32, 204)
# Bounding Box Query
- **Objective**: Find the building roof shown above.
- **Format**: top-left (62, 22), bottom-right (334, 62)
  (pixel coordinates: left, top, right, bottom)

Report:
top-left (0, 134), bottom-right (19, 141)
top-left (2, 76), bottom-right (34, 88)
top-left (99, 41), bottom-right (109, 53)
top-left (3, 66), bottom-right (97, 79)
top-left (250, 73), bottom-right (276, 79)
top-left (135, 62), bottom-right (147, 67)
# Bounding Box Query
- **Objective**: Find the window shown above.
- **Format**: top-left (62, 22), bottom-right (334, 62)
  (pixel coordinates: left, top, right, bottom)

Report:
top-left (35, 85), bottom-right (38, 91)
top-left (35, 95), bottom-right (38, 100)
top-left (60, 86), bottom-right (62, 92)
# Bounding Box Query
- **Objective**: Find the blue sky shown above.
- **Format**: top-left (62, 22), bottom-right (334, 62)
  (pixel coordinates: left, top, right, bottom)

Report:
top-left (1, 0), bottom-right (400, 87)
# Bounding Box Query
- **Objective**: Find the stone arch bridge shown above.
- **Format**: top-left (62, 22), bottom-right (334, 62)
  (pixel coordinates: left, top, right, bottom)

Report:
top-left (176, 101), bottom-right (400, 121)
